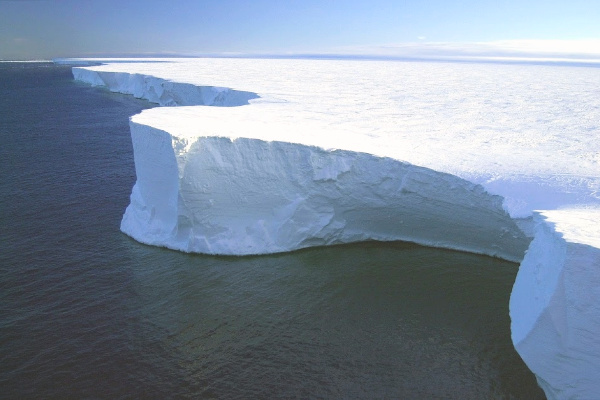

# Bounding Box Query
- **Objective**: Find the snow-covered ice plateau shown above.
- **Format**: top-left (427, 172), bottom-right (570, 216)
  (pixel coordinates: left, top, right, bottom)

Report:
top-left (69, 57), bottom-right (600, 399)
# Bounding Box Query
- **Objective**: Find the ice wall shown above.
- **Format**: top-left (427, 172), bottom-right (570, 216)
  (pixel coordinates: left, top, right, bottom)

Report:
top-left (73, 65), bottom-right (528, 260)
top-left (123, 116), bottom-right (528, 260)
top-left (510, 208), bottom-right (600, 399)
top-left (72, 67), bottom-right (258, 107)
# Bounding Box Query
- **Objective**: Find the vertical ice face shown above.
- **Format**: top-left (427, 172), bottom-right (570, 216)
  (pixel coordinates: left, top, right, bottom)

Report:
top-left (72, 67), bottom-right (258, 107)
top-left (120, 115), bottom-right (529, 260)
top-left (120, 123), bottom-right (180, 242)
top-left (510, 208), bottom-right (600, 400)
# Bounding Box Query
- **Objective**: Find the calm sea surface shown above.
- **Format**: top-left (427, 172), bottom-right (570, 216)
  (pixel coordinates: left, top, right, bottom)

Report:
top-left (0, 62), bottom-right (544, 399)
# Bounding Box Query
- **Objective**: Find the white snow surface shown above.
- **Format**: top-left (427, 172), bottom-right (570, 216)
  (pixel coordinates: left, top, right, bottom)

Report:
top-left (71, 58), bottom-right (600, 399)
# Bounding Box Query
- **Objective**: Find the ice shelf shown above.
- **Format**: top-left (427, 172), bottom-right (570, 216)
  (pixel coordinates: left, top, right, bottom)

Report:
top-left (69, 58), bottom-right (600, 399)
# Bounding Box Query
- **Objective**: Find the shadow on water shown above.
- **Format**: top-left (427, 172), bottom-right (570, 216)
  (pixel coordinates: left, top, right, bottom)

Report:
top-left (0, 62), bottom-right (544, 399)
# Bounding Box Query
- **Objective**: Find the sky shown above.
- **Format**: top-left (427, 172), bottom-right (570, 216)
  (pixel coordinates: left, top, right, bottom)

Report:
top-left (1, 0), bottom-right (600, 60)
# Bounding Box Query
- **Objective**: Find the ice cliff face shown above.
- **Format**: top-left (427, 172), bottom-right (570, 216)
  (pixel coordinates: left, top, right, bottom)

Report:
top-left (510, 208), bottom-right (600, 400)
top-left (74, 65), bottom-right (527, 259)
top-left (71, 58), bottom-right (600, 400)
top-left (72, 67), bottom-right (258, 107)
top-left (123, 116), bottom-right (527, 259)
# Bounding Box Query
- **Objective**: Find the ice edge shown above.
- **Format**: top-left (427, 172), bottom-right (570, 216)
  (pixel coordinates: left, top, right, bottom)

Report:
top-left (72, 65), bottom-right (529, 261)
top-left (71, 60), bottom-right (600, 400)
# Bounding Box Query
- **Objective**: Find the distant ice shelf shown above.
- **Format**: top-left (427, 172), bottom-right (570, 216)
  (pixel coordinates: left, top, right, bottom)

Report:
top-left (70, 58), bottom-right (600, 400)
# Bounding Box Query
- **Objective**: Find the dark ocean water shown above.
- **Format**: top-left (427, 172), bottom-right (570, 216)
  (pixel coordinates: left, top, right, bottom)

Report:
top-left (0, 62), bottom-right (544, 399)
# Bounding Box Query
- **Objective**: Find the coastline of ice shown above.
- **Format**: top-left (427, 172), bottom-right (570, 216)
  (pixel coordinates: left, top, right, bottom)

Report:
top-left (125, 112), bottom-right (528, 260)
top-left (70, 58), bottom-right (600, 399)
top-left (510, 207), bottom-right (600, 399)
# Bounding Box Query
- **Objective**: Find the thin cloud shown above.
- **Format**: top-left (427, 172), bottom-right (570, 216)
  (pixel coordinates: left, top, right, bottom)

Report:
top-left (329, 39), bottom-right (600, 61)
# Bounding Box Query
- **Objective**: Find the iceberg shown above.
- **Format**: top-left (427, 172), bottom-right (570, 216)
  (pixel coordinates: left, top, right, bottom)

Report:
top-left (69, 58), bottom-right (600, 399)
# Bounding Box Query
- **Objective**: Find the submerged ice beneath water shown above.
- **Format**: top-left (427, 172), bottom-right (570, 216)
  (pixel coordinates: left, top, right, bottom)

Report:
top-left (71, 58), bottom-right (600, 399)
